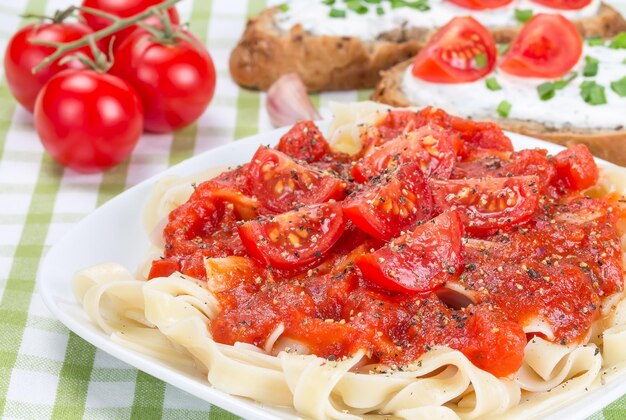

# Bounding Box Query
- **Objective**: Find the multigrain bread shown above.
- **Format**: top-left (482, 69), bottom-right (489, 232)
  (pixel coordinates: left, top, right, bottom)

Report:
top-left (372, 60), bottom-right (626, 166)
top-left (229, 4), bottom-right (626, 92)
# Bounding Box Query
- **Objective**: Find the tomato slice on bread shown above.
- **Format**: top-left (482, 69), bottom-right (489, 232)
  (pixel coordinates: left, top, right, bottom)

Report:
top-left (238, 202), bottom-right (346, 273)
top-left (447, 0), bottom-right (513, 9)
top-left (412, 17), bottom-right (497, 83)
top-left (357, 211), bottom-right (464, 293)
top-left (343, 163), bottom-right (434, 241)
top-left (500, 14), bottom-right (582, 78)
top-left (247, 146), bottom-right (346, 213)
top-left (352, 124), bottom-right (459, 182)
top-left (431, 176), bottom-right (541, 235)
top-left (530, 0), bottom-right (592, 9)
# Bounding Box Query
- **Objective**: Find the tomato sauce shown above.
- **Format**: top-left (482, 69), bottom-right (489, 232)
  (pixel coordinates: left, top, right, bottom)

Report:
top-left (151, 111), bottom-right (625, 378)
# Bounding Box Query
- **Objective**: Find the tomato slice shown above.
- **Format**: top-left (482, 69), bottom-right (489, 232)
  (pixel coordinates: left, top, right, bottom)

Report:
top-left (530, 0), bottom-right (592, 9)
top-left (276, 121), bottom-right (330, 163)
top-left (247, 147), bottom-right (346, 213)
top-left (352, 124), bottom-right (459, 182)
top-left (343, 163), bottom-right (434, 241)
top-left (447, 0), bottom-right (513, 9)
top-left (431, 176), bottom-right (541, 235)
top-left (411, 17), bottom-right (497, 83)
top-left (356, 211), bottom-right (464, 293)
top-left (552, 144), bottom-right (599, 192)
top-left (500, 14), bottom-right (582, 78)
top-left (237, 203), bottom-right (346, 272)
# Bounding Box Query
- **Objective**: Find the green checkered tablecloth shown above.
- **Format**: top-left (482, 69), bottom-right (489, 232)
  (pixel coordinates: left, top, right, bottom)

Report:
top-left (0, 0), bottom-right (625, 419)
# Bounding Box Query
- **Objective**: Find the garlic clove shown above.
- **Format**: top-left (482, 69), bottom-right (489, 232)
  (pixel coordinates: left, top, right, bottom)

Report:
top-left (266, 73), bottom-right (321, 128)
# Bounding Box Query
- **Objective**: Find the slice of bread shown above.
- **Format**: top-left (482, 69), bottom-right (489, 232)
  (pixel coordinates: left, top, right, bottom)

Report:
top-left (230, 4), bottom-right (626, 92)
top-left (372, 60), bottom-right (626, 166)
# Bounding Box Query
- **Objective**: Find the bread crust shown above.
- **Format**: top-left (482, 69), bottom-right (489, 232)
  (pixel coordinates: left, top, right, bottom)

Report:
top-left (372, 60), bottom-right (626, 166)
top-left (229, 4), bottom-right (626, 92)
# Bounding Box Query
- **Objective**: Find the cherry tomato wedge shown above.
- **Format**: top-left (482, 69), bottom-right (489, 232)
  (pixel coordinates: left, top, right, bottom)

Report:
top-left (552, 144), bottom-right (599, 191)
top-left (431, 176), bottom-right (541, 235)
top-left (237, 203), bottom-right (346, 272)
top-left (352, 124), bottom-right (459, 182)
top-left (447, 0), bottom-right (513, 9)
top-left (276, 121), bottom-right (330, 163)
top-left (247, 147), bottom-right (346, 213)
top-left (412, 17), bottom-right (497, 83)
top-left (500, 14), bottom-right (582, 78)
top-left (530, 0), bottom-right (592, 9)
top-left (364, 108), bottom-right (512, 160)
top-left (343, 163), bottom-right (434, 241)
top-left (357, 211), bottom-right (464, 293)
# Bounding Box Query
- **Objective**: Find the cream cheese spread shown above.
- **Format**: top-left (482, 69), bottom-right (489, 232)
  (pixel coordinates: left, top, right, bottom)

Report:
top-left (274, 0), bottom-right (601, 41)
top-left (401, 45), bottom-right (626, 129)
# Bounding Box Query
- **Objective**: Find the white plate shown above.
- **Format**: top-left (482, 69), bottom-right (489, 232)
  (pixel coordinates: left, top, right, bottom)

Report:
top-left (38, 123), bottom-right (626, 420)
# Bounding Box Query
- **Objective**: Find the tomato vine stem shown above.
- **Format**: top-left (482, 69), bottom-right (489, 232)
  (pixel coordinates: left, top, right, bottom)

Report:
top-left (30, 0), bottom-right (182, 74)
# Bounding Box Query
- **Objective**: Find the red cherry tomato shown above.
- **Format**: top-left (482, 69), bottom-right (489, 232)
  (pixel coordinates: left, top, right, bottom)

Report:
top-left (148, 259), bottom-right (179, 279)
top-left (412, 17), bottom-right (497, 83)
top-left (357, 211), bottom-right (464, 293)
top-left (552, 144), bottom-right (599, 191)
top-left (80, 0), bottom-right (179, 50)
top-left (530, 0), bottom-right (592, 9)
top-left (447, 0), bottom-right (513, 9)
top-left (352, 124), bottom-right (459, 182)
top-left (110, 27), bottom-right (216, 133)
top-left (238, 203), bottom-right (346, 273)
top-left (34, 69), bottom-right (144, 173)
top-left (3, 22), bottom-right (94, 112)
top-left (431, 176), bottom-right (540, 235)
top-left (276, 121), bottom-right (330, 163)
top-left (500, 14), bottom-right (582, 78)
top-left (343, 163), bottom-right (434, 241)
top-left (247, 147), bottom-right (346, 213)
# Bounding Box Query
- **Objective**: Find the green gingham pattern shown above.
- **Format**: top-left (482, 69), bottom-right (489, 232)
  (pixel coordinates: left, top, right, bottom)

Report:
top-left (0, 0), bottom-right (625, 418)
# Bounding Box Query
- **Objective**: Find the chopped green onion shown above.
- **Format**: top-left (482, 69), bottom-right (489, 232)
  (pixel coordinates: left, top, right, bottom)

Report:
top-left (346, 0), bottom-right (369, 14)
top-left (474, 53), bottom-right (487, 69)
top-left (322, 0), bottom-right (336, 4)
top-left (610, 76), bottom-right (626, 97)
top-left (610, 32), bottom-right (626, 49)
top-left (278, 3), bottom-right (289, 12)
top-left (497, 43), bottom-right (510, 56)
top-left (329, 8), bottom-right (346, 17)
top-left (583, 56), bottom-right (599, 77)
top-left (553, 71), bottom-right (578, 89)
top-left (580, 81), bottom-right (607, 105)
top-left (514, 9), bottom-right (533, 23)
top-left (376, 5), bottom-right (385, 14)
top-left (390, 0), bottom-right (430, 11)
top-left (537, 82), bottom-right (555, 101)
top-left (485, 77), bottom-right (502, 91)
top-left (364, 0), bottom-right (382, 3)
top-left (536, 72), bottom-right (578, 101)
top-left (587, 36), bottom-right (605, 47)
top-left (497, 100), bottom-right (512, 117)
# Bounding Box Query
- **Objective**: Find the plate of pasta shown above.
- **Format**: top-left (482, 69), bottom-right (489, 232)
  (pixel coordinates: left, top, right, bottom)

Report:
top-left (39, 102), bottom-right (626, 419)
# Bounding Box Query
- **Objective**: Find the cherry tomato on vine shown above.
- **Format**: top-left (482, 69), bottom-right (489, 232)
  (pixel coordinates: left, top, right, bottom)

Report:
top-left (3, 21), bottom-right (94, 112)
top-left (34, 69), bottom-right (144, 173)
top-left (80, 0), bottom-right (179, 50)
top-left (111, 26), bottom-right (216, 133)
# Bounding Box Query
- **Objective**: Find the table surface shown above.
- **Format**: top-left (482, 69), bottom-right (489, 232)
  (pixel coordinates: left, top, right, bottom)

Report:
top-left (0, 0), bottom-right (625, 419)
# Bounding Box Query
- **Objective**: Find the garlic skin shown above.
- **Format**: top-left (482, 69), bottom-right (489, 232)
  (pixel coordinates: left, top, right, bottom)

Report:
top-left (266, 73), bottom-right (321, 128)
